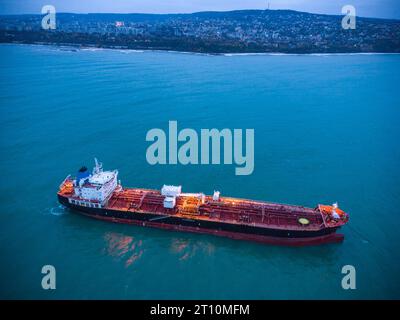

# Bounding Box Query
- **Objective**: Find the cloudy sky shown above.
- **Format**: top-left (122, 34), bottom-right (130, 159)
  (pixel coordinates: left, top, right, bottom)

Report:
top-left (0, 0), bottom-right (399, 19)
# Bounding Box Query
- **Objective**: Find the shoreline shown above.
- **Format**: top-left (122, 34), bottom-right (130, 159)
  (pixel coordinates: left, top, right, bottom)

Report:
top-left (2, 42), bottom-right (400, 56)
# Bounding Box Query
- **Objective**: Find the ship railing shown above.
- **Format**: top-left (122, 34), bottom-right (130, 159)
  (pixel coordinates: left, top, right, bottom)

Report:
top-left (217, 196), bottom-right (310, 210)
top-left (203, 204), bottom-right (322, 228)
top-left (207, 200), bottom-right (309, 214)
top-left (138, 192), bottom-right (148, 208)
top-left (107, 190), bottom-right (165, 210)
top-left (59, 175), bottom-right (71, 190)
top-left (208, 201), bottom-right (316, 217)
top-left (317, 205), bottom-right (329, 228)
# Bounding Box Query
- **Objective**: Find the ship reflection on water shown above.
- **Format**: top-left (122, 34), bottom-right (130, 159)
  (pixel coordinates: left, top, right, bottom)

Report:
top-left (102, 231), bottom-right (216, 266)
top-left (103, 232), bottom-right (144, 268)
top-left (170, 238), bottom-right (215, 260)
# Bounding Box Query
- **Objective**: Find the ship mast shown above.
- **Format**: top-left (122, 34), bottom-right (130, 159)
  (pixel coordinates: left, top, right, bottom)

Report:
top-left (93, 158), bottom-right (103, 174)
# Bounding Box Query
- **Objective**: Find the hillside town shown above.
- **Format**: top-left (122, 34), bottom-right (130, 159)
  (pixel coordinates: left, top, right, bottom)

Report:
top-left (0, 10), bottom-right (399, 53)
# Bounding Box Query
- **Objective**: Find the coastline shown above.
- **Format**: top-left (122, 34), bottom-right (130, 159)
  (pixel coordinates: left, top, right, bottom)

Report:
top-left (2, 41), bottom-right (400, 56)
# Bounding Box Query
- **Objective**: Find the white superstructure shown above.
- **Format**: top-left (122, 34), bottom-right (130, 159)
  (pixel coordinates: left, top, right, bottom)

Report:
top-left (161, 185), bottom-right (182, 197)
top-left (163, 196), bottom-right (177, 209)
top-left (160, 185), bottom-right (207, 209)
top-left (161, 185), bottom-right (181, 209)
top-left (73, 158), bottom-right (119, 205)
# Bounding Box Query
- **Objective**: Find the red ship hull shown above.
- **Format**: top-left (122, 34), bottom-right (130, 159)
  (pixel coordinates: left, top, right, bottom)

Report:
top-left (58, 188), bottom-right (347, 246)
top-left (78, 210), bottom-right (345, 246)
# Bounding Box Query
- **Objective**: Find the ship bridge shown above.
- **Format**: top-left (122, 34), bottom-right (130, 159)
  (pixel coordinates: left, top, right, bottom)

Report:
top-left (89, 171), bottom-right (116, 186)
top-left (58, 159), bottom-right (119, 206)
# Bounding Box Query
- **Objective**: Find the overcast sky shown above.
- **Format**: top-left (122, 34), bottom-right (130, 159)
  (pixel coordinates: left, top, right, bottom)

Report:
top-left (1, 0), bottom-right (399, 19)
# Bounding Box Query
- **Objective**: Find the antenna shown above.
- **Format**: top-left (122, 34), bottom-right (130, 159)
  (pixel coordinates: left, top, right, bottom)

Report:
top-left (93, 158), bottom-right (103, 174)
top-left (332, 202), bottom-right (340, 219)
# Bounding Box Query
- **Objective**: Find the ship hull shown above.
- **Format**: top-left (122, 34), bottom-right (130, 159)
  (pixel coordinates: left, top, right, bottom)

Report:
top-left (58, 194), bottom-right (344, 246)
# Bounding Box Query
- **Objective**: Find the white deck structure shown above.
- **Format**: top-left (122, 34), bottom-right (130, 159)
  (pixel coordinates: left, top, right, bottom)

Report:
top-left (73, 158), bottom-right (118, 205)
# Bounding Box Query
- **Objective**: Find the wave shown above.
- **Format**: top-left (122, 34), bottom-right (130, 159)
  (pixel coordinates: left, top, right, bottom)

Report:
top-left (47, 205), bottom-right (67, 216)
top-left (3, 43), bottom-right (399, 57)
top-left (224, 52), bottom-right (400, 57)
top-left (79, 48), bottom-right (106, 52)
top-left (118, 49), bottom-right (145, 53)
top-left (223, 52), bottom-right (282, 56)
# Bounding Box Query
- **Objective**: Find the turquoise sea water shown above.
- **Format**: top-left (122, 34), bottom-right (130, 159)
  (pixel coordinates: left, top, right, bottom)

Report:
top-left (0, 44), bottom-right (399, 299)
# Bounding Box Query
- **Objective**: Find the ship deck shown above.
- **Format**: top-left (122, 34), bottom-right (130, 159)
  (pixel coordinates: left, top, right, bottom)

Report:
top-left (102, 188), bottom-right (343, 232)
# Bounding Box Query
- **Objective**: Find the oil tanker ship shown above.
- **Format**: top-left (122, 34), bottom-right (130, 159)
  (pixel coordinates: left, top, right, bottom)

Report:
top-left (57, 159), bottom-right (349, 246)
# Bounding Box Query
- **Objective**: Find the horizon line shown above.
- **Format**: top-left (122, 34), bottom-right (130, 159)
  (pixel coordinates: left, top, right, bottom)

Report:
top-left (1, 8), bottom-right (399, 21)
